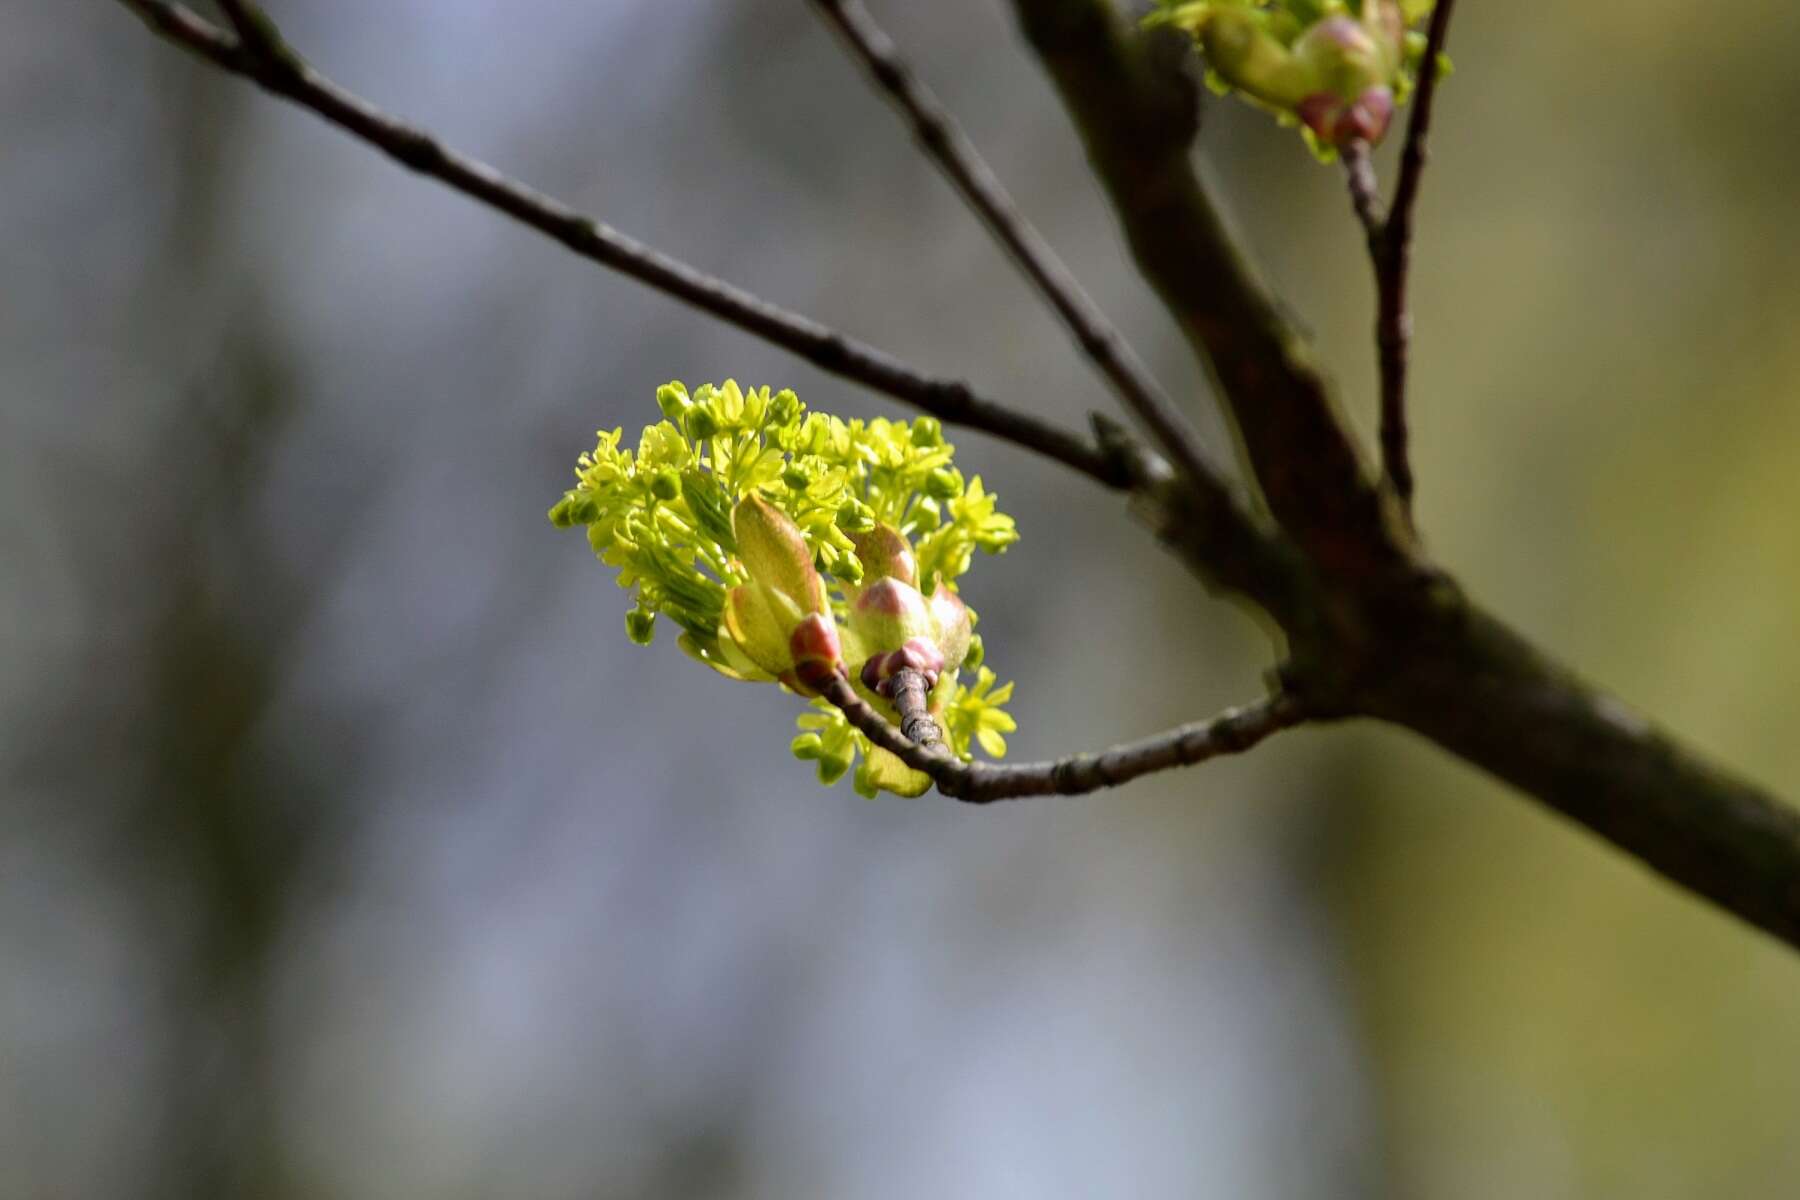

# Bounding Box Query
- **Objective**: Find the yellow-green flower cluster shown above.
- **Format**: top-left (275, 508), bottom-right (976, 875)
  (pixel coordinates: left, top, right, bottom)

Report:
top-left (549, 380), bottom-right (1021, 797)
top-left (1147, 0), bottom-right (1440, 157)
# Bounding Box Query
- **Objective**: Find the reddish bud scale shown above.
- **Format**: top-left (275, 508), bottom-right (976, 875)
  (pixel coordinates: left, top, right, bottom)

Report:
top-left (859, 637), bottom-right (946, 697)
top-left (787, 612), bottom-right (845, 694)
top-left (1299, 85), bottom-right (1394, 145)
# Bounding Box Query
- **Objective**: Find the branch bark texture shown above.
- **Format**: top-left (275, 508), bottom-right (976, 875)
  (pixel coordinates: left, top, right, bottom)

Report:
top-left (821, 676), bottom-right (1303, 804)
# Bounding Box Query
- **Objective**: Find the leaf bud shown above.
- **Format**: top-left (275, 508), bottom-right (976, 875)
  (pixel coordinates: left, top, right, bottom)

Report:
top-left (722, 495), bottom-right (844, 694)
top-left (848, 523), bottom-right (917, 588)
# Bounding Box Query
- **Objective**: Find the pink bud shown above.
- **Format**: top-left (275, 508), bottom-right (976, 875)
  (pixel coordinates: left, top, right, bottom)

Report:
top-left (1299, 85), bottom-right (1394, 147)
top-left (787, 612), bottom-right (844, 694)
top-left (858, 637), bottom-right (947, 697)
top-left (1298, 93), bottom-right (1341, 142)
top-left (851, 577), bottom-right (937, 642)
top-left (1305, 15), bottom-right (1374, 56)
top-left (1341, 86), bottom-right (1394, 143)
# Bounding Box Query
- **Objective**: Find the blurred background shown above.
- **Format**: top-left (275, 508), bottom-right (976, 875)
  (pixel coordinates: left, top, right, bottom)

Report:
top-left (5, 2), bottom-right (1800, 1196)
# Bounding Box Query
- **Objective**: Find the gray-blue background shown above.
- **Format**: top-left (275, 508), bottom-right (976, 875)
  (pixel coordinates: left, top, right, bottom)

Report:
top-left (6, 3), bottom-right (1800, 1196)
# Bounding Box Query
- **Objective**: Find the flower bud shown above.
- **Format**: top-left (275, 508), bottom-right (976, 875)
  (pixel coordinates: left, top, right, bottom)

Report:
top-left (924, 467), bottom-right (962, 502)
top-left (909, 416), bottom-right (943, 448)
top-left (1197, 3), bottom-right (1408, 148)
top-left (1290, 7), bottom-right (1405, 146)
top-left (850, 576), bottom-right (936, 654)
top-left (625, 604), bottom-right (656, 646)
top-left (649, 470), bottom-right (681, 502)
top-left (683, 407), bottom-right (719, 442)
top-left (830, 552), bottom-right (864, 584)
top-left (768, 388), bottom-right (802, 427)
top-left (1298, 85), bottom-right (1395, 146)
top-left (1293, 16), bottom-right (1385, 94)
top-left (655, 381), bottom-right (691, 422)
top-left (834, 500), bottom-right (875, 533)
top-left (548, 491), bottom-right (596, 528)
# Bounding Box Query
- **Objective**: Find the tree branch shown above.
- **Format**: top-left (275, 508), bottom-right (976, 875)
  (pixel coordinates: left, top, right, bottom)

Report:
top-left (212, 0), bottom-right (288, 65)
top-left (1359, 594), bottom-right (1800, 949)
top-left (886, 666), bottom-right (943, 747)
top-left (1388, 0), bottom-right (1458, 268)
top-left (120, 0), bottom-right (1800, 952)
top-left (819, 675), bottom-right (1304, 803)
top-left (1011, 0), bottom-right (1800, 952)
top-left (809, 0), bottom-right (1232, 508)
top-left (1365, 0), bottom-right (1459, 513)
top-left (116, 0), bottom-right (1309, 612)
top-left (116, 0), bottom-right (1118, 489)
top-left (1012, 0), bottom-right (1411, 576)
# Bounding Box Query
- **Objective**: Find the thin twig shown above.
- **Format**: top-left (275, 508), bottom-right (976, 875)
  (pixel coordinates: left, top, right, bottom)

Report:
top-left (1370, 0), bottom-right (1459, 512)
top-left (1389, 0), bottom-right (1458, 255)
top-left (1013, 0), bottom-right (1408, 577)
top-left (887, 666), bottom-right (942, 747)
top-left (212, 0), bottom-right (283, 60)
top-left (809, 0), bottom-right (1233, 507)
top-left (115, 0), bottom-right (1121, 489)
top-left (819, 675), bottom-right (1304, 804)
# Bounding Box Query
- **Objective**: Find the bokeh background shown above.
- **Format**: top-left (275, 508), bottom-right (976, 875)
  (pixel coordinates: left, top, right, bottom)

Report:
top-left (6, 2), bottom-right (1800, 1196)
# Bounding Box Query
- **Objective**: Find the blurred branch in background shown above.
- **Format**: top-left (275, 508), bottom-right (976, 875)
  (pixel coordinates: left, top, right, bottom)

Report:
top-left (1, 57), bottom-right (362, 1194)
